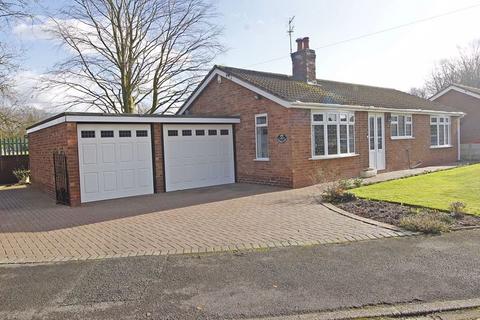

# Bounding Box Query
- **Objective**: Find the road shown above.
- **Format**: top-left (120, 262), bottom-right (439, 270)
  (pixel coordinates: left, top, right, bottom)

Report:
top-left (1, 230), bottom-right (480, 320)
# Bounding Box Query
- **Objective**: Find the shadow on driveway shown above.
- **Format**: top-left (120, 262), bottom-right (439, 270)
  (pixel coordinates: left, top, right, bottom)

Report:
top-left (0, 183), bottom-right (285, 232)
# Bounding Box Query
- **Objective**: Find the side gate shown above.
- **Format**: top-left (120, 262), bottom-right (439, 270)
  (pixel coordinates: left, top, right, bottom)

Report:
top-left (53, 151), bottom-right (70, 205)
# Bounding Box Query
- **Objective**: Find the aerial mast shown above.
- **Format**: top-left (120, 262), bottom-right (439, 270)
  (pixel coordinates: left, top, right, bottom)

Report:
top-left (287, 16), bottom-right (295, 54)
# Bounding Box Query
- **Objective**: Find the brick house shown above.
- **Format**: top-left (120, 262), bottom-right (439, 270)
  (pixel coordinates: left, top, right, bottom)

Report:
top-left (27, 37), bottom-right (462, 206)
top-left (430, 84), bottom-right (480, 160)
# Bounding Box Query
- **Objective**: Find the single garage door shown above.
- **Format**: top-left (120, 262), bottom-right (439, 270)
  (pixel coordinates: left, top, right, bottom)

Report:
top-left (163, 124), bottom-right (235, 192)
top-left (77, 124), bottom-right (154, 203)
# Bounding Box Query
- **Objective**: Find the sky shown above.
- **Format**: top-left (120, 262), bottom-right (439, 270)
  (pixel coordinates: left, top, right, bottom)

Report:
top-left (6, 0), bottom-right (480, 110)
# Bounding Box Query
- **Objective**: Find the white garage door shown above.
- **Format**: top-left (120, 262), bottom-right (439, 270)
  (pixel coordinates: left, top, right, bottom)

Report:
top-left (77, 124), bottom-right (154, 203)
top-left (163, 124), bottom-right (235, 192)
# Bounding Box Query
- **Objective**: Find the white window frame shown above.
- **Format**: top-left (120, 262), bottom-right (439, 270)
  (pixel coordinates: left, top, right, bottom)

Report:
top-left (390, 114), bottom-right (413, 139)
top-left (310, 111), bottom-right (357, 159)
top-left (430, 115), bottom-right (451, 148)
top-left (255, 113), bottom-right (269, 160)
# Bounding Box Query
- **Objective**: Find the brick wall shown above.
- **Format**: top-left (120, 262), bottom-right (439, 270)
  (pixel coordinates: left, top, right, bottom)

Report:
top-left (28, 123), bottom-right (81, 206)
top-left (152, 123), bottom-right (165, 192)
top-left (187, 76), bottom-right (294, 187)
top-left (384, 113), bottom-right (459, 171)
top-left (432, 90), bottom-right (480, 144)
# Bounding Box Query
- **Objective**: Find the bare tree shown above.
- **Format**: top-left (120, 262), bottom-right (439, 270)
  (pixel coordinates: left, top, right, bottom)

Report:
top-left (410, 40), bottom-right (480, 97)
top-left (44, 0), bottom-right (223, 114)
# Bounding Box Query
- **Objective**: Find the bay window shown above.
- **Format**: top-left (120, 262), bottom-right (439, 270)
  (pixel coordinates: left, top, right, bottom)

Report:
top-left (312, 111), bottom-right (355, 158)
top-left (391, 114), bottom-right (412, 138)
top-left (430, 115), bottom-right (451, 147)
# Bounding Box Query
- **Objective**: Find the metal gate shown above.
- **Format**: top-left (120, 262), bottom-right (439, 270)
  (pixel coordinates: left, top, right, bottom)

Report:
top-left (53, 151), bottom-right (70, 205)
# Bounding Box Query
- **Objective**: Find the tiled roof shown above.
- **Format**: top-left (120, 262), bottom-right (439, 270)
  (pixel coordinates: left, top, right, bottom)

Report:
top-left (216, 66), bottom-right (456, 113)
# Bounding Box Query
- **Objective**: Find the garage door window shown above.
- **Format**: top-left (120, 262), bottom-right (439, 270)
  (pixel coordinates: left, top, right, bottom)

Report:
top-left (136, 130), bottom-right (148, 137)
top-left (182, 129), bottom-right (192, 136)
top-left (255, 114), bottom-right (268, 160)
top-left (208, 129), bottom-right (217, 136)
top-left (220, 129), bottom-right (229, 135)
top-left (101, 130), bottom-right (114, 138)
top-left (196, 129), bottom-right (205, 136)
top-left (81, 130), bottom-right (95, 138)
top-left (168, 130), bottom-right (178, 136)
top-left (119, 130), bottom-right (131, 137)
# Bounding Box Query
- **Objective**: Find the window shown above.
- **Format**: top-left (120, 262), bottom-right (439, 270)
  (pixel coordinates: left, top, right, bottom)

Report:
top-left (430, 116), bottom-right (451, 147)
top-left (195, 129), bottom-right (205, 136)
top-left (390, 114), bottom-right (412, 138)
top-left (101, 130), bottom-right (114, 138)
top-left (81, 130), bottom-right (95, 138)
top-left (136, 130), bottom-right (148, 137)
top-left (167, 130), bottom-right (178, 137)
top-left (208, 129), bottom-right (217, 136)
top-left (182, 129), bottom-right (192, 136)
top-left (255, 114), bottom-right (268, 159)
top-left (119, 130), bottom-right (131, 137)
top-left (311, 111), bottom-right (355, 157)
top-left (220, 129), bottom-right (229, 135)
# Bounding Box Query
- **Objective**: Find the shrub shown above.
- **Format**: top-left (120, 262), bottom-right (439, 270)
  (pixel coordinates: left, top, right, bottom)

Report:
top-left (13, 169), bottom-right (30, 184)
top-left (352, 177), bottom-right (363, 188)
top-left (338, 179), bottom-right (353, 190)
top-left (449, 201), bottom-right (467, 218)
top-left (399, 211), bottom-right (452, 234)
top-left (322, 183), bottom-right (356, 203)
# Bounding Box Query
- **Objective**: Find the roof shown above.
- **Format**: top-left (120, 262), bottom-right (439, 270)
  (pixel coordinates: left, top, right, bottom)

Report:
top-left (26, 112), bottom-right (240, 134)
top-left (430, 83), bottom-right (480, 101)
top-left (212, 66), bottom-right (456, 113)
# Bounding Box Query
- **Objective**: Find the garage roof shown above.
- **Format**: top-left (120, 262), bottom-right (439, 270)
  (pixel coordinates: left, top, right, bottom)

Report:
top-left (26, 112), bottom-right (241, 134)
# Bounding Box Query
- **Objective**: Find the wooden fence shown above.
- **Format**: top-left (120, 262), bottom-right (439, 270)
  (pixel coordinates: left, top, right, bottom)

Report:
top-left (0, 137), bottom-right (29, 156)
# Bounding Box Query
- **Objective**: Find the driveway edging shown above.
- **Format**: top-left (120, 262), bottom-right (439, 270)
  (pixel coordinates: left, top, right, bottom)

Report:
top-left (246, 297), bottom-right (480, 320)
top-left (321, 202), bottom-right (412, 233)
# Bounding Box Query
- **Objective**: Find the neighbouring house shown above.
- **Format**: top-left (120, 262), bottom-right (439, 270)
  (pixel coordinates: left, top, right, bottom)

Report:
top-left (27, 37), bottom-right (463, 206)
top-left (430, 84), bottom-right (480, 160)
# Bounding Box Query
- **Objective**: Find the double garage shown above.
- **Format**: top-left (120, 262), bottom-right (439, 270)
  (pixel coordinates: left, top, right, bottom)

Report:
top-left (27, 113), bottom-right (239, 206)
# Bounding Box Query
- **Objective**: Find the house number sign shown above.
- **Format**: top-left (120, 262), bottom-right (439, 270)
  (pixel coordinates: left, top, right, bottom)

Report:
top-left (277, 134), bottom-right (288, 143)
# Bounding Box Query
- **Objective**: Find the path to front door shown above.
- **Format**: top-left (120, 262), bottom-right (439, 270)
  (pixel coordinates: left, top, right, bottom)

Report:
top-left (0, 183), bottom-right (408, 264)
top-left (368, 113), bottom-right (386, 170)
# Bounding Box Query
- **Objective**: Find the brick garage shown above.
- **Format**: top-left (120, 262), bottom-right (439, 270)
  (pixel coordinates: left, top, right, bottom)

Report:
top-left (28, 115), bottom-right (239, 206)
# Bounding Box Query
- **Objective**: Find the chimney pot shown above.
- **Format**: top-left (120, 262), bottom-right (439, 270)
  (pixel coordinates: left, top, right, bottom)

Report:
top-left (296, 38), bottom-right (303, 51)
top-left (303, 37), bottom-right (310, 49)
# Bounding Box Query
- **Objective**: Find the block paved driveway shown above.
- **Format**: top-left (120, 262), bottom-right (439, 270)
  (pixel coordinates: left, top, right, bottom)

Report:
top-left (0, 183), bottom-right (409, 264)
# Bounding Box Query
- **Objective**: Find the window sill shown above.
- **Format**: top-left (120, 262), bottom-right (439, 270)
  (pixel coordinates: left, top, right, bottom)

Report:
top-left (254, 158), bottom-right (270, 161)
top-left (309, 153), bottom-right (359, 160)
top-left (391, 136), bottom-right (414, 140)
top-left (430, 145), bottom-right (453, 149)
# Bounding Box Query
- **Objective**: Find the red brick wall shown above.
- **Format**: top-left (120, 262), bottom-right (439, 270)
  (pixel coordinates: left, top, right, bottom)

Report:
top-left (384, 113), bottom-right (459, 171)
top-left (187, 76), bottom-right (293, 187)
top-left (152, 123), bottom-right (165, 192)
top-left (432, 90), bottom-right (480, 144)
top-left (28, 123), bottom-right (81, 206)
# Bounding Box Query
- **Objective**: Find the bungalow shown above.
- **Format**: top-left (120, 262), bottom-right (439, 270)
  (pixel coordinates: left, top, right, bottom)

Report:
top-left (27, 37), bottom-right (462, 206)
top-left (430, 83), bottom-right (480, 160)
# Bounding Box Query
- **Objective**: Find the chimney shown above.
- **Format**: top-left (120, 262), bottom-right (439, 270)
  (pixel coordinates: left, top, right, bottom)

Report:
top-left (291, 37), bottom-right (316, 82)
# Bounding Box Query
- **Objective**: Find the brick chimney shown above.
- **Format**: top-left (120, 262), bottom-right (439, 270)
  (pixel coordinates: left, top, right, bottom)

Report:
top-left (291, 37), bottom-right (316, 83)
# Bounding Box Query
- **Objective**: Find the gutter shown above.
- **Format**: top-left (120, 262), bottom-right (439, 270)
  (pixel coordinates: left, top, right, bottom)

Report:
top-left (289, 101), bottom-right (465, 116)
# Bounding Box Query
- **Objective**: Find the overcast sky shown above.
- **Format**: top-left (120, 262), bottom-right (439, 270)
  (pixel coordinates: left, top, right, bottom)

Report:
top-left (6, 0), bottom-right (480, 110)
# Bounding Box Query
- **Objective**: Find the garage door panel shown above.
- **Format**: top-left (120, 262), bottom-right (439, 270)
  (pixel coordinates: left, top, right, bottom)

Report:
top-left (84, 172), bottom-right (99, 193)
top-left (164, 124), bottom-right (235, 192)
top-left (78, 124), bottom-right (153, 203)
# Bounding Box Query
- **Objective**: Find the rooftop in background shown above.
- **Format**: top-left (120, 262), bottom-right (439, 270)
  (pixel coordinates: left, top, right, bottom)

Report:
top-left (216, 65), bottom-right (457, 113)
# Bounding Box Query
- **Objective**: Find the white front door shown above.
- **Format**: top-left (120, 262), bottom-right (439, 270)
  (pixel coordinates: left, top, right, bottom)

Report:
top-left (368, 113), bottom-right (386, 170)
top-left (163, 124), bottom-right (235, 192)
top-left (77, 124), bottom-right (154, 203)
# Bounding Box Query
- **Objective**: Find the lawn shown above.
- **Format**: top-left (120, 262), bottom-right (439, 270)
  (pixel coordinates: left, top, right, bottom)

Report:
top-left (351, 164), bottom-right (480, 215)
